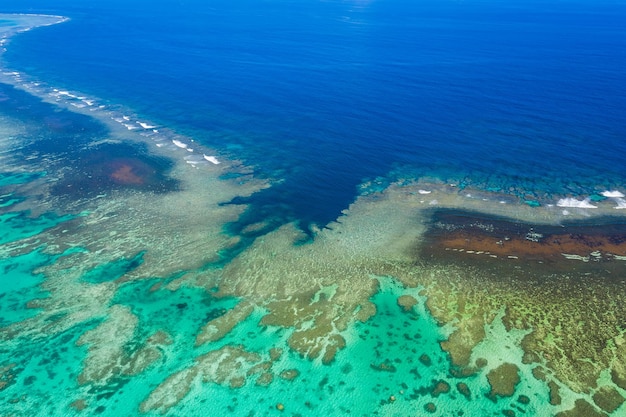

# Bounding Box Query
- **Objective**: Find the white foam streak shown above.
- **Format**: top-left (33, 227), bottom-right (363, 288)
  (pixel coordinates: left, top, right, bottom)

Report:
top-left (614, 198), bottom-right (626, 209)
top-left (172, 140), bottom-right (188, 149)
top-left (556, 198), bottom-right (597, 209)
top-left (203, 154), bottom-right (220, 164)
top-left (0, 46), bottom-right (231, 178)
top-left (601, 190), bottom-right (625, 198)
top-left (137, 121), bottom-right (158, 129)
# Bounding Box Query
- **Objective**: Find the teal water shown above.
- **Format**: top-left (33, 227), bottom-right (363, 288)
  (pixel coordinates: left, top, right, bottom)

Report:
top-left (81, 252), bottom-right (145, 284)
top-left (0, 210), bottom-right (79, 246)
top-left (0, 172), bottom-right (46, 187)
top-left (0, 248), bottom-right (49, 325)
top-left (0, 245), bottom-right (554, 417)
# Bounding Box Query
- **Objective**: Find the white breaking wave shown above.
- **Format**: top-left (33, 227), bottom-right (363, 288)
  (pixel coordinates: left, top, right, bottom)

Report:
top-left (184, 157), bottom-right (201, 165)
top-left (0, 41), bottom-right (232, 178)
top-left (599, 190), bottom-right (626, 209)
top-left (137, 121), bottom-right (158, 129)
top-left (556, 198), bottom-right (597, 209)
top-left (203, 154), bottom-right (220, 164)
top-left (172, 140), bottom-right (188, 149)
top-left (601, 190), bottom-right (625, 198)
top-left (614, 198), bottom-right (626, 209)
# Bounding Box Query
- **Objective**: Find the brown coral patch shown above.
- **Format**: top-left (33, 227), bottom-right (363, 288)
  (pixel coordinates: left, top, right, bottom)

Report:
top-left (548, 380), bottom-right (562, 406)
top-left (370, 360), bottom-right (397, 373)
top-left (52, 143), bottom-right (178, 197)
top-left (196, 301), bottom-right (254, 346)
top-left (420, 210), bottom-right (626, 273)
top-left (424, 402), bottom-right (437, 413)
top-left (419, 353), bottom-right (432, 367)
top-left (555, 399), bottom-right (608, 417)
top-left (592, 385), bottom-right (625, 413)
top-left (486, 363), bottom-right (520, 400)
top-left (397, 295), bottom-right (418, 312)
top-left (255, 372), bottom-right (273, 386)
top-left (279, 369), bottom-right (300, 381)
top-left (108, 159), bottom-right (148, 185)
top-left (431, 380), bottom-right (451, 397)
top-left (0, 363), bottom-right (17, 391)
top-left (456, 382), bottom-right (471, 400)
top-left (70, 399), bottom-right (87, 411)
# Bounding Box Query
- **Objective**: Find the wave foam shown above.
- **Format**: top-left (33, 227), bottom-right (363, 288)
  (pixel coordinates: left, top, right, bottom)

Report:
top-left (614, 198), bottom-right (626, 209)
top-left (601, 190), bottom-right (625, 198)
top-left (556, 198), bottom-right (597, 209)
top-left (203, 154), bottom-right (220, 165)
top-left (172, 140), bottom-right (188, 149)
top-left (137, 121), bottom-right (158, 129)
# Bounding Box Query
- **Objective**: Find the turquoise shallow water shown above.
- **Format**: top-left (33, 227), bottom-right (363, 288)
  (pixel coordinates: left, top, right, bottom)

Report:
top-left (0, 210), bottom-right (78, 246)
top-left (0, 248), bottom-right (50, 326)
top-left (0, 253), bottom-right (552, 417)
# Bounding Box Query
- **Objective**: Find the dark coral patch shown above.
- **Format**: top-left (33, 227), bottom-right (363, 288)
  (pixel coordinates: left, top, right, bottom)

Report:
top-left (555, 399), bottom-right (608, 417)
top-left (486, 363), bottom-right (520, 401)
top-left (419, 209), bottom-right (626, 277)
top-left (592, 386), bottom-right (625, 414)
top-left (52, 143), bottom-right (178, 197)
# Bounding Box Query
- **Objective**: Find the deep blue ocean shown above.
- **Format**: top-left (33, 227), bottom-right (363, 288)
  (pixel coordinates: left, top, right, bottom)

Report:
top-left (2, 0), bottom-right (626, 228)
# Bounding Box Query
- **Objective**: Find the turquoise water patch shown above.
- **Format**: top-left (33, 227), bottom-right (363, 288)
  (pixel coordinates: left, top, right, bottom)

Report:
top-left (0, 210), bottom-right (80, 245)
top-left (0, 320), bottom-right (100, 416)
top-left (129, 278), bottom-right (554, 416)
top-left (0, 246), bottom-right (87, 326)
top-left (113, 279), bottom-right (237, 338)
top-left (0, 247), bottom-right (49, 293)
top-left (0, 248), bottom-right (50, 325)
top-left (0, 270), bottom-right (578, 416)
top-left (0, 193), bottom-right (22, 208)
top-left (0, 171), bottom-right (46, 187)
top-left (81, 251), bottom-right (146, 283)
